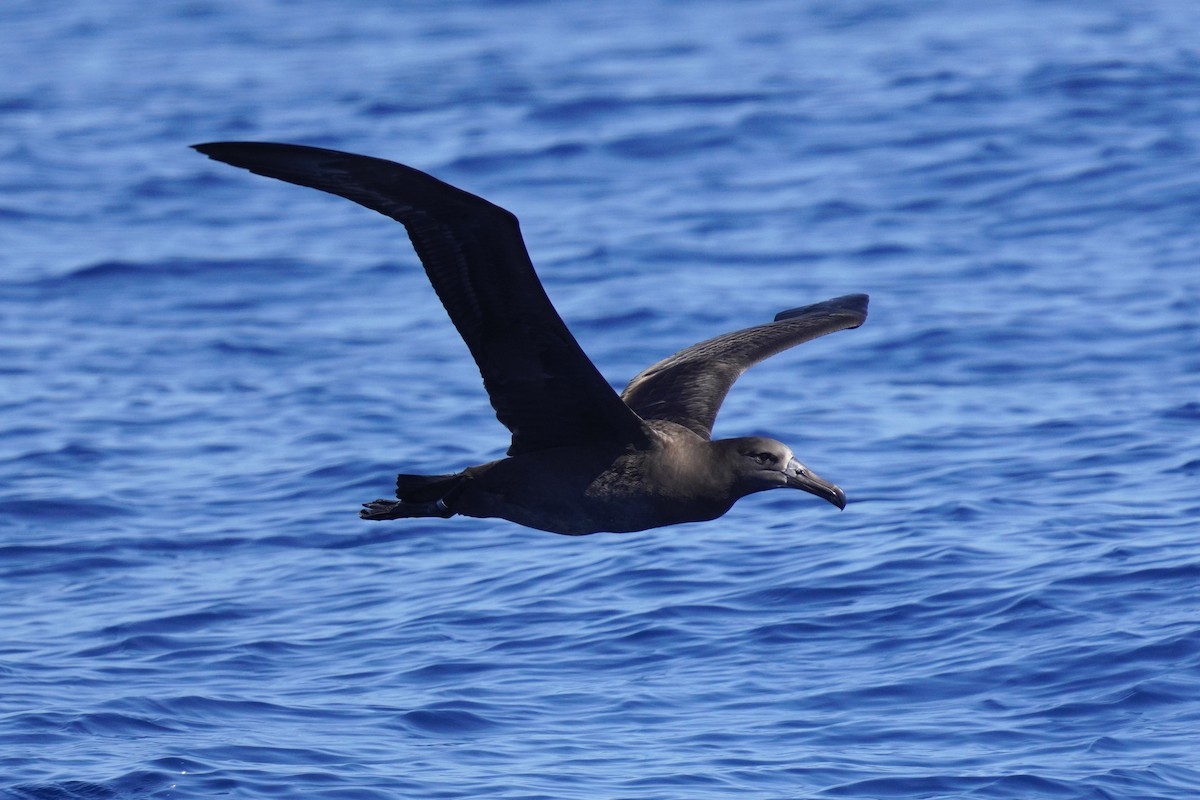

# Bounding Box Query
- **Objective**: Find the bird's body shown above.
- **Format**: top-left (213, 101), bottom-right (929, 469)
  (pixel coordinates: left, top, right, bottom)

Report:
top-left (194, 142), bottom-right (868, 535)
top-left (399, 422), bottom-right (743, 535)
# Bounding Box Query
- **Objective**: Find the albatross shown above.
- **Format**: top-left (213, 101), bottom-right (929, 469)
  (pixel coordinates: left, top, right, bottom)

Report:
top-left (193, 142), bottom-right (868, 535)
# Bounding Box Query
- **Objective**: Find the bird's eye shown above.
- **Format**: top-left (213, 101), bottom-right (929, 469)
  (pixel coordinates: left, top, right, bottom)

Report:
top-left (751, 452), bottom-right (774, 465)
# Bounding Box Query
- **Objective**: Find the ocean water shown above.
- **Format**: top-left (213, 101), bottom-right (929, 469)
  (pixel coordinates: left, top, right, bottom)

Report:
top-left (3, 0), bottom-right (1200, 797)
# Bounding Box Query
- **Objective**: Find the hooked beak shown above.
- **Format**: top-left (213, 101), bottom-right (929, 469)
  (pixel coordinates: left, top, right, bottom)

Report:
top-left (784, 458), bottom-right (847, 510)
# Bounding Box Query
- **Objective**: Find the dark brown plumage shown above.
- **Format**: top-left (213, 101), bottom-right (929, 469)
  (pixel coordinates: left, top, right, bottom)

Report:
top-left (193, 142), bottom-right (868, 535)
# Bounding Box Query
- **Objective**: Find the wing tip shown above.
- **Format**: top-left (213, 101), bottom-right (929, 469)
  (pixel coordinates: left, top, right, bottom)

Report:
top-left (191, 141), bottom-right (246, 157)
top-left (195, 141), bottom-right (370, 174)
top-left (774, 293), bottom-right (869, 324)
top-left (191, 141), bottom-right (263, 171)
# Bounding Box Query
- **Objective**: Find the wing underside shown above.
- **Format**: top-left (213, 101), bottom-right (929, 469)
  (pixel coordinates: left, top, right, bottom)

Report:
top-left (620, 294), bottom-right (868, 439)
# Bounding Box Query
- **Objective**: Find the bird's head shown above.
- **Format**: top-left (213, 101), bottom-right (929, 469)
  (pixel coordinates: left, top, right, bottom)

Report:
top-left (723, 436), bottom-right (846, 510)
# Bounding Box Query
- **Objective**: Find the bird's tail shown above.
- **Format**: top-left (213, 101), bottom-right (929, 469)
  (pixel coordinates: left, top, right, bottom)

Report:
top-left (360, 472), bottom-right (468, 521)
top-left (395, 472), bottom-right (466, 504)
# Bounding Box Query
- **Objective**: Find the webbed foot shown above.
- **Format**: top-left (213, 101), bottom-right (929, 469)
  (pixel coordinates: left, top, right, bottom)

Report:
top-left (360, 498), bottom-right (455, 521)
top-left (360, 499), bottom-right (405, 520)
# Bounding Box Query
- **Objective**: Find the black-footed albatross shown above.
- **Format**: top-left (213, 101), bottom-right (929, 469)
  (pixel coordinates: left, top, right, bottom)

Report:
top-left (193, 142), bottom-right (868, 535)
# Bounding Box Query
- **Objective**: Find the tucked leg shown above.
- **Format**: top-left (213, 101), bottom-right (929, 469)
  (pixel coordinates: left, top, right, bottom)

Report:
top-left (359, 498), bottom-right (455, 520)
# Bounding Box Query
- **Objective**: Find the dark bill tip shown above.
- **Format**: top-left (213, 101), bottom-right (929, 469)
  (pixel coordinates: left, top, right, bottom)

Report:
top-left (785, 463), bottom-right (847, 510)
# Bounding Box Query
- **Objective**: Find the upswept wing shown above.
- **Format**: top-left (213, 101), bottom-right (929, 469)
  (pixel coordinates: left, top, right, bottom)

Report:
top-left (620, 294), bottom-right (868, 439)
top-left (194, 142), bottom-right (648, 455)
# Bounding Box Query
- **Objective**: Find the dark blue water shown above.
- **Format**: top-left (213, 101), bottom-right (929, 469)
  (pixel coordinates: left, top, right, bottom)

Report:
top-left (3, 1), bottom-right (1200, 797)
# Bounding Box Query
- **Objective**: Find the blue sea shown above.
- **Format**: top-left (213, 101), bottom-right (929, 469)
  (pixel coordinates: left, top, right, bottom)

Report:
top-left (3, 1), bottom-right (1199, 797)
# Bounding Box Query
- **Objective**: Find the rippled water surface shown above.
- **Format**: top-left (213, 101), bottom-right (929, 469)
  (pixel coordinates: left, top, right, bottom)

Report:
top-left (3, 1), bottom-right (1200, 797)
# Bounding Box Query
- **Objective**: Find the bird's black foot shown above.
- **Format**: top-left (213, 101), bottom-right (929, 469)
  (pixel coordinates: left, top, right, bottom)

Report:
top-left (360, 498), bottom-right (454, 521)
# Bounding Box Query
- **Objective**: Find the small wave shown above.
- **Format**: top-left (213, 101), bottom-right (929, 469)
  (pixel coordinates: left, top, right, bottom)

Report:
top-left (0, 498), bottom-right (133, 520)
top-left (4, 769), bottom-right (175, 800)
top-left (31, 258), bottom-right (303, 288)
top-left (397, 705), bottom-right (499, 735)
top-left (606, 125), bottom-right (735, 160)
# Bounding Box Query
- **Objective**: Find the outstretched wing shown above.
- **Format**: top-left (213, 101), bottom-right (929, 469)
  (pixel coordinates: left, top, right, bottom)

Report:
top-left (194, 142), bottom-right (648, 456)
top-left (620, 294), bottom-right (868, 439)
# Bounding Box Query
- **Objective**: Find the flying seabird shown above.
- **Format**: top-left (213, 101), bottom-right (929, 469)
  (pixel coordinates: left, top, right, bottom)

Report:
top-left (193, 142), bottom-right (868, 535)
